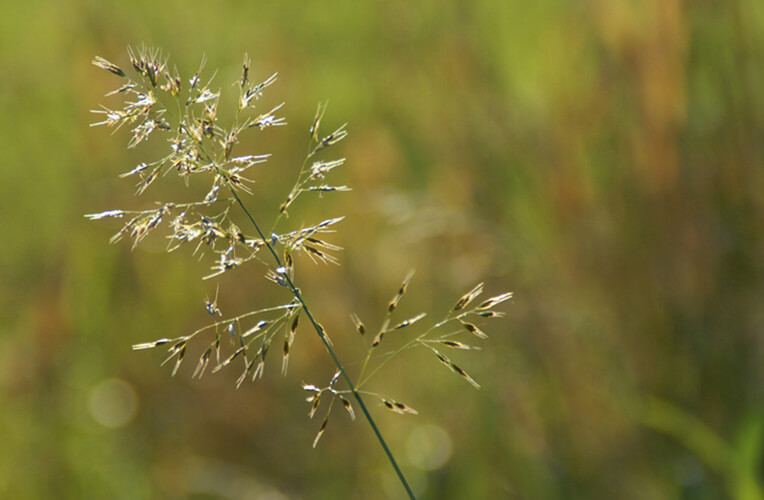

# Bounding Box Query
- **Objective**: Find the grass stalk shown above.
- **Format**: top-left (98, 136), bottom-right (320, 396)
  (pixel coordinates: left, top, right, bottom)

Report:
top-left (227, 187), bottom-right (417, 500)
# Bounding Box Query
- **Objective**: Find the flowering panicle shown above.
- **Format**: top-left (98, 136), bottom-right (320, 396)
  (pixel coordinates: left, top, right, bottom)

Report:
top-left (89, 47), bottom-right (511, 500)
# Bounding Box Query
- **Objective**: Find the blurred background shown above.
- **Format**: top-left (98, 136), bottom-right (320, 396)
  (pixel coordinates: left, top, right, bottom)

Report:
top-left (1, 0), bottom-right (762, 498)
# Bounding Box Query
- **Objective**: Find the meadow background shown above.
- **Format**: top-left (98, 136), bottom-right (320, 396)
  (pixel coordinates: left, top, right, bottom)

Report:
top-left (1, 1), bottom-right (762, 499)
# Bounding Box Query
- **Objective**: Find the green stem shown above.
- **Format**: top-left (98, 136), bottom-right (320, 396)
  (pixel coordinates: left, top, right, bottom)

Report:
top-left (227, 187), bottom-right (417, 500)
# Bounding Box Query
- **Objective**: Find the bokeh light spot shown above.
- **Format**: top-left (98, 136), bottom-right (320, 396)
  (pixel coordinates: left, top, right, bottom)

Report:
top-left (406, 424), bottom-right (453, 471)
top-left (88, 377), bottom-right (138, 428)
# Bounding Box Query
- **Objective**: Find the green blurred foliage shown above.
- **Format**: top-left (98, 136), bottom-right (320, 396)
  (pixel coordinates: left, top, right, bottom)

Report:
top-left (1, 0), bottom-right (762, 498)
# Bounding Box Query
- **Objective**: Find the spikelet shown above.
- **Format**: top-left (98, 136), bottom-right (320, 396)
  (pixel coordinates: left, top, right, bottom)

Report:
top-left (192, 345), bottom-right (213, 379)
top-left (453, 283), bottom-right (484, 311)
top-left (461, 321), bottom-right (488, 339)
top-left (434, 351), bottom-right (481, 389)
top-left (212, 346), bottom-right (247, 374)
top-left (439, 340), bottom-right (479, 350)
top-left (282, 310), bottom-right (300, 376)
top-left (236, 358), bottom-right (255, 389)
top-left (350, 313), bottom-right (366, 335)
top-left (371, 318), bottom-right (390, 348)
top-left (382, 399), bottom-right (418, 415)
top-left (340, 396), bottom-right (355, 420)
top-left (392, 312), bottom-right (426, 330)
top-left (312, 416), bottom-right (329, 448)
top-left (132, 338), bottom-right (172, 350)
top-left (160, 339), bottom-right (188, 377)
top-left (388, 271), bottom-right (415, 313)
top-left (477, 292), bottom-right (514, 310)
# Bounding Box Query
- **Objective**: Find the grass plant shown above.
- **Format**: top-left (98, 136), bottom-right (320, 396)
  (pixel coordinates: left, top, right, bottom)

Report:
top-left (88, 46), bottom-right (512, 499)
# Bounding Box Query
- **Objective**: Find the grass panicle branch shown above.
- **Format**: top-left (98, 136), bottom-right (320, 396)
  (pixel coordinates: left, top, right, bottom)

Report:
top-left (88, 47), bottom-right (512, 500)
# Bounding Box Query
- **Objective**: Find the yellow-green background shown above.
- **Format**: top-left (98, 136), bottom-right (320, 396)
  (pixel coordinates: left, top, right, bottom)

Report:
top-left (1, 1), bottom-right (762, 499)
